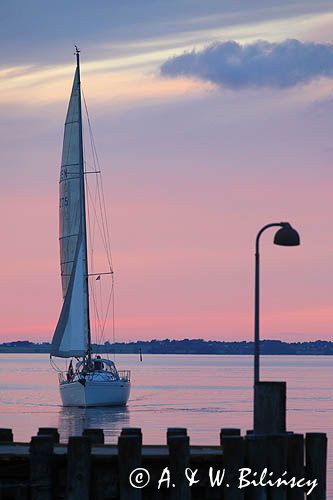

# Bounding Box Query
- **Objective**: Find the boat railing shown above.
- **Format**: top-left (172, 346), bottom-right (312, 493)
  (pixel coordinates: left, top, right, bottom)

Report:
top-left (58, 372), bottom-right (67, 384)
top-left (118, 370), bottom-right (131, 382)
top-left (58, 369), bottom-right (130, 383)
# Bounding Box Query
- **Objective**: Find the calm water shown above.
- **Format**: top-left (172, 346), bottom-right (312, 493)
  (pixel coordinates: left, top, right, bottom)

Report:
top-left (0, 354), bottom-right (332, 496)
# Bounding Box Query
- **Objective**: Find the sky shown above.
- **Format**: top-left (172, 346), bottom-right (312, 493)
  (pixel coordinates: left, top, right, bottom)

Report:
top-left (1, 0), bottom-right (333, 343)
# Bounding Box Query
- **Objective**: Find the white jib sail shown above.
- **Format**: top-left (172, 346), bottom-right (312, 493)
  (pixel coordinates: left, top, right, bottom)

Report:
top-left (51, 67), bottom-right (89, 358)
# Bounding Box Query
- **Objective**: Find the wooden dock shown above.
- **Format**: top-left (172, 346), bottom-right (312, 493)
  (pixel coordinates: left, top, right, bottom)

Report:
top-left (0, 427), bottom-right (327, 499)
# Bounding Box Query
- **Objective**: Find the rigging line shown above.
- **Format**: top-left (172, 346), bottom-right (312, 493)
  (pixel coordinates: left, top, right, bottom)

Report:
top-left (91, 273), bottom-right (113, 346)
top-left (94, 164), bottom-right (112, 267)
top-left (86, 179), bottom-right (113, 272)
top-left (102, 281), bottom-right (113, 334)
top-left (89, 176), bottom-right (101, 259)
top-left (82, 89), bottom-right (113, 270)
top-left (99, 277), bottom-right (104, 329)
top-left (81, 87), bottom-right (116, 347)
top-left (82, 127), bottom-right (91, 258)
top-left (83, 130), bottom-right (101, 346)
top-left (100, 280), bottom-right (113, 346)
top-left (95, 274), bottom-right (113, 345)
top-left (85, 182), bottom-right (98, 263)
top-left (112, 277), bottom-right (116, 362)
top-left (87, 123), bottom-right (113, 269)
top-left (89, 270), bottom-right (99, 341)
top-left (86, 187), bottom-right (110, 269)
top-left (93, 150), bottom-right (113, 269)
top-left (81, 92), bottom-right (100, 189)
top-left (88, 133), bottom-right (116, 349)
top-left (90, 277), bottom-right (104, 344)
top-left (97, 169), bottom-right (113, 269)
top-left (91, 267), bottom-right (104, 345)
top-left (82, 117), bottom-right (108, 264)
top-left (99, 275), bottom-right (114, 338)
top-left (90, 279), bottom-right (100, 345)
top-left (82, 94), bottom-right (111, 346)
top-left (83, 129), bottom-right (99, 257)
top-left (83, 103), bottom-right (112, 264)
top-left (95, 157), bottom-right (113, 268)
top-left (84, 139), bottom-right (99, 288)
top-left (90, 164), bottom-right (115, 344)
top-left (86, 235), bottom-right (105, 344)
top-left (83, 138), bottom-right (95, 278)
top-left (91, 159), bottom-right (112, 270)
top-left (88, 232), bottom-right (103, 345)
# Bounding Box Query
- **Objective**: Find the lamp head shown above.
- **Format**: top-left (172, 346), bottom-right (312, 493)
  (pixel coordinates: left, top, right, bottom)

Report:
top-left (274, 223), bottom-right (300, 247)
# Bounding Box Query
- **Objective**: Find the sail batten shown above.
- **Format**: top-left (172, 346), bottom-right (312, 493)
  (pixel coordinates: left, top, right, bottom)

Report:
top-left (51, 59), bottom-right (89, 359)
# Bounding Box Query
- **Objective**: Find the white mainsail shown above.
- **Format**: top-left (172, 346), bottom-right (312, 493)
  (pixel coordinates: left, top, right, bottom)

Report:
top-left (51, 64), bottom-right (90, 358)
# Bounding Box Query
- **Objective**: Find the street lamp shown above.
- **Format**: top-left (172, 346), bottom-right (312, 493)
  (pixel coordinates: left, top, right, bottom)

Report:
top-left (254, 222), bottom-right (300, 385)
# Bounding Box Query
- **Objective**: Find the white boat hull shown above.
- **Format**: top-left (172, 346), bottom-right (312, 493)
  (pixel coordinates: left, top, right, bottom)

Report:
top-left (60, 379), bottom-right (130, 407)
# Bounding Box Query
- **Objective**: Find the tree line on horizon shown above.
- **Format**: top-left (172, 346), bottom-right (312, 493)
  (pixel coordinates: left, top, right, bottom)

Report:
top-left (0, 338), bottom-right (333, 354)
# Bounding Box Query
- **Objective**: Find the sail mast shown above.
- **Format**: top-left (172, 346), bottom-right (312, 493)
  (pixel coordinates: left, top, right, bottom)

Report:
top-left (76, 46), bottom-right (92, 362)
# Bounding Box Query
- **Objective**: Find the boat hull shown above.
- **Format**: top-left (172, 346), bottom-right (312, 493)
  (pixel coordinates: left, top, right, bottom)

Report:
top-left (60, 379), bottom-right (130, 407)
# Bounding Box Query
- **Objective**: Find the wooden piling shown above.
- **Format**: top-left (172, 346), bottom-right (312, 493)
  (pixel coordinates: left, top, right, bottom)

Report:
top-left (121, 428), bottom-right (143, 440)
top-left (267, 434), bottom-right (288, 500)
top-left (29, 435), bottom-right (54, 500)
top-left (287, 433), bottom-right (304, 500)
top-left (66, 436), bottom-right (91, 500)
top-left (245, 434), bottom-right (268, 500)
top-left (37, 427), bottom-right (60, 443)
top-left (220, 428), bottom-right (241, 445)
top-left (305, 432), bottom-right (327, 500)
top-left (167, 428), bottom-right (187, 444)
top-left (83, 428), bottom-right (105, 444)
top-left (254, 381), bottom-right (286, 434)
top-left (0, 428), bottom-right (13, 442)
top-left (118, 428), bottom-right (142, 500)
top-left (222, 435), bottom-right (245, 500)
top-left (168, 432), bottom-right (191, 500)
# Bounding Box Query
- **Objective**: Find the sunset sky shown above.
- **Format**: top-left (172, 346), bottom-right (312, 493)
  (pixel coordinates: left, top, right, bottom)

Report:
top-left (1, 0), bottom-right (333, 343)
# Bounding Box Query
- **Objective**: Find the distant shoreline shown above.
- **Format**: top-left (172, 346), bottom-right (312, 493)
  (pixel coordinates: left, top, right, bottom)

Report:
top-left (0, 339), bottom-right (332, 355)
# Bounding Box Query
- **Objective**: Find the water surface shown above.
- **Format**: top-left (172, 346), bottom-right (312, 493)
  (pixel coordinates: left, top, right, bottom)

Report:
top-left (0, 354), bottom-right (331, 496)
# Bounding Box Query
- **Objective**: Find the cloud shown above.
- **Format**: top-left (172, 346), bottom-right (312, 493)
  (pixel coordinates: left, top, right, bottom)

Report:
top-left (160, 39), bottom-right (333, 89)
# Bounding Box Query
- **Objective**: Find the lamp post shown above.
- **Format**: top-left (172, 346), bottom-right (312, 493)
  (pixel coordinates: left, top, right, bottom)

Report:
top-left (254, 222), bottom-right (300, 385)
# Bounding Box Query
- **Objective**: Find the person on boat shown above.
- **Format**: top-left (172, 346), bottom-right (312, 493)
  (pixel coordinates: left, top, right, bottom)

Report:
top-left (94, 355), bottom-right (104, 371)
top-left (67, 360), bottom-right (74, 382)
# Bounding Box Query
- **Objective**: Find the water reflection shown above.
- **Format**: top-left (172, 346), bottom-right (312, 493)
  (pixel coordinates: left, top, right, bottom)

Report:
top-left (58, 405), bottom-right (130, 443)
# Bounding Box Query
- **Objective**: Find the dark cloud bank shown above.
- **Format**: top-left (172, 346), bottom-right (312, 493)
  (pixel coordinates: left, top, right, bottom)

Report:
top-left (160, 39), bottom-right (333, 89)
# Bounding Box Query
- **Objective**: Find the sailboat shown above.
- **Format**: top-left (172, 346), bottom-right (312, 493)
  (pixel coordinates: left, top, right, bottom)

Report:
top-left (50, 48), bottom-right (131, 407)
